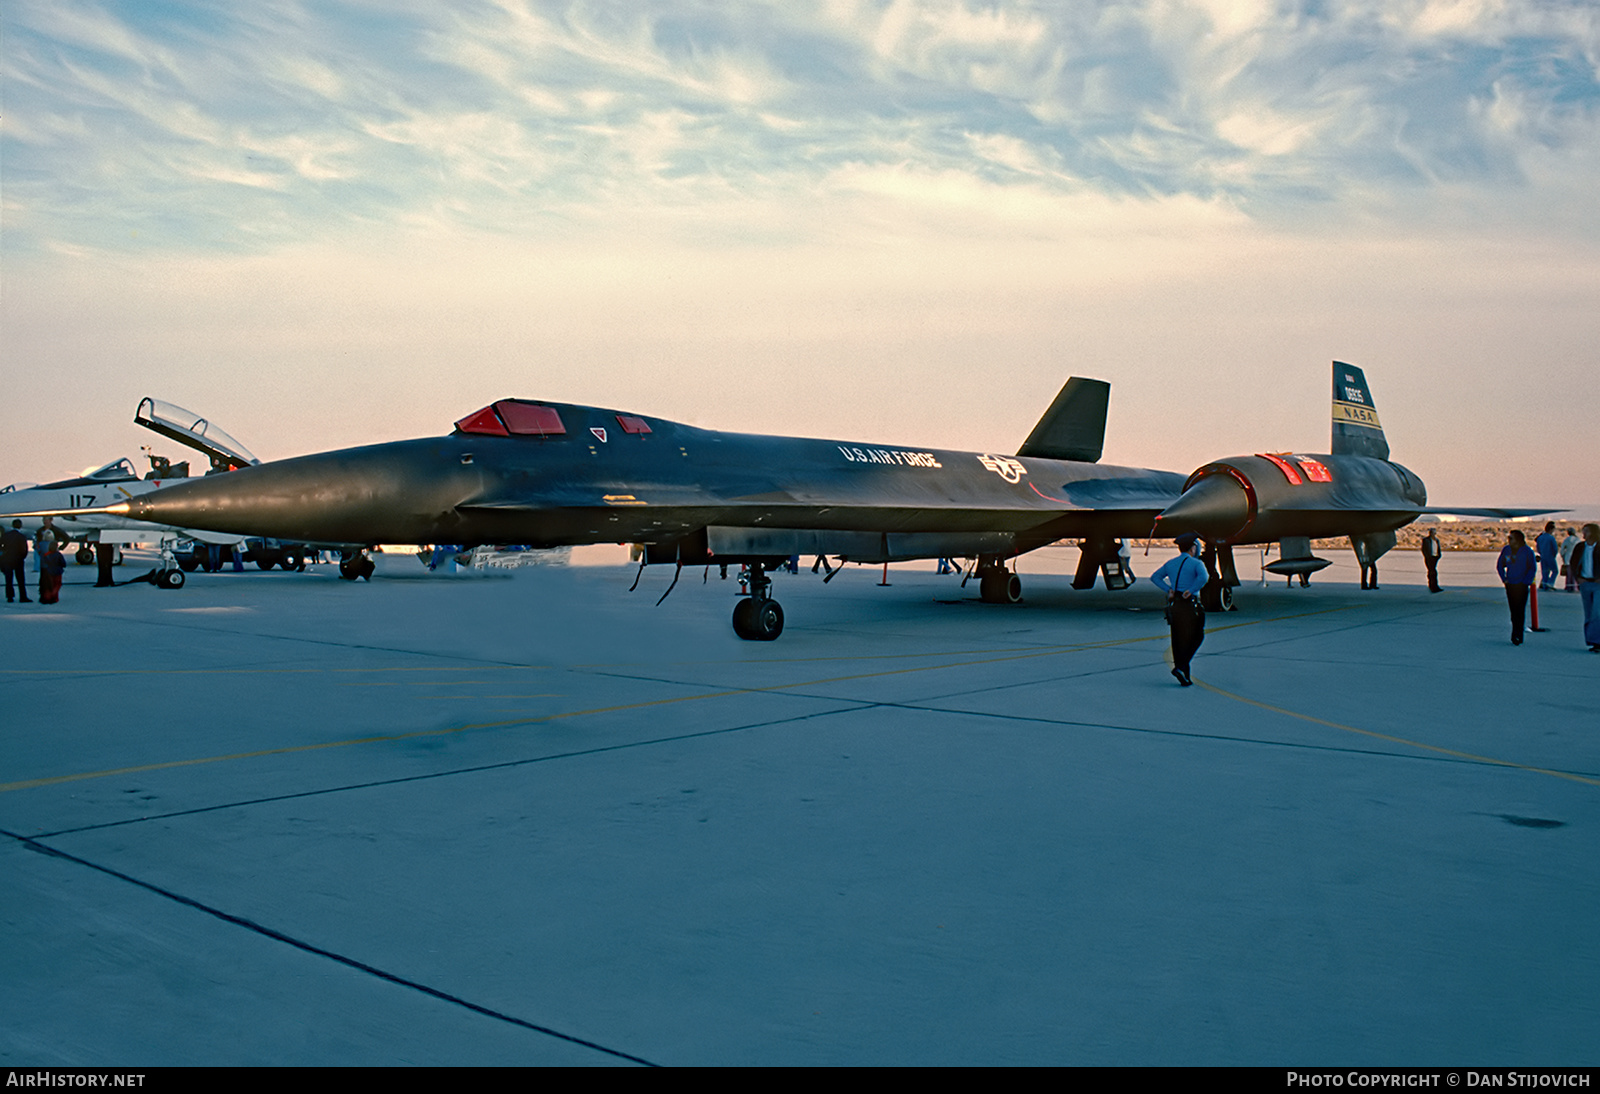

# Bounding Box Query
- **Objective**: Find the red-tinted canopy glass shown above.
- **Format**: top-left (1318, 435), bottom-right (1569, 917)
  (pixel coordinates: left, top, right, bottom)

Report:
top-left (454, 401), bottom-right (567, 437)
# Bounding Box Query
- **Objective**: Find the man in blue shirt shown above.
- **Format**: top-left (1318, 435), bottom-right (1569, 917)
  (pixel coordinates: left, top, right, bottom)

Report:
top-left (1497, 529), bottom-right (1538, 645)
top-left (1535, 521), bottom-right (1559, 591)
top-left (1152, 532), bottom-right (1210, 686)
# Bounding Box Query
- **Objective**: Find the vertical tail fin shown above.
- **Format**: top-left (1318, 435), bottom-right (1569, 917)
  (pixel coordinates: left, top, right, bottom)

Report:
top-left (1330, 361), bottom-right (1388, 461)
top-left (1016, 377), bottom-right (1109, 463)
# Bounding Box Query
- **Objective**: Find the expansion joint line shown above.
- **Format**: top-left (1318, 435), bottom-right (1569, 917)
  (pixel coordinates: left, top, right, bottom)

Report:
top-left (2, 827), bottom-right (660, 1067)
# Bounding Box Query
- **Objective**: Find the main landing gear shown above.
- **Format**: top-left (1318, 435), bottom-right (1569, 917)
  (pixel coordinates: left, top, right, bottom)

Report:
top-left (1199, 541), bottom-right (1238, 613)
top-left (975, 559), bottom-right (1022, 604)
top-left (732, 562), bottom-right (784, 641)
top-left (339, 549), bottom-right (376, 581)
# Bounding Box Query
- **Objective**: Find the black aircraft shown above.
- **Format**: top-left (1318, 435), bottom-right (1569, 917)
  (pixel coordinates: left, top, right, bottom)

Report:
top-left (62, 362), bottom-right (1524, 639)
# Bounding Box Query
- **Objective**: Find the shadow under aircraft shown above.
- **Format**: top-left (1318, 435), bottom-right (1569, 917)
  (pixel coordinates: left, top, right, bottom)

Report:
top-left (52, 363), bottom-right (1545, 640)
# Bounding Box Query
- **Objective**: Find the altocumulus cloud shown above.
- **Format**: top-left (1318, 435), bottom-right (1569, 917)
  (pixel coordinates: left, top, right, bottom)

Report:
top-left (2, 0), bottom-right (1597, 251)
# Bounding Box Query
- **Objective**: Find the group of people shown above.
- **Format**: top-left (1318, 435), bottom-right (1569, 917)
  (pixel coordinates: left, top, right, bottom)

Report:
top-left (1499, 522), bottom-right (1600, 651)
top-left (1153, 521), bottom-right (1600, 686)
top-left (1537, 522), bottom-right (1588, 593)
top-left (1, 516), bottom-right (69, 605)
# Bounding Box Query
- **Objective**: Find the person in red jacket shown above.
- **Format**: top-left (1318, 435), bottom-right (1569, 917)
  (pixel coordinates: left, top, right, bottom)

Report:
top-left (38, 539), bottom-right (66, 605)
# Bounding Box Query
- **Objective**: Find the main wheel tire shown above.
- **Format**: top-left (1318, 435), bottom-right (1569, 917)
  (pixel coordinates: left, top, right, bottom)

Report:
top-left (158, 568), bottom-right (186, 590)
top-left (979, 570), bottom-right (1022, 604)
top-left (75, 547), bottom-right (95, 565)
top-left (339, 556), bottom-right (359, 580)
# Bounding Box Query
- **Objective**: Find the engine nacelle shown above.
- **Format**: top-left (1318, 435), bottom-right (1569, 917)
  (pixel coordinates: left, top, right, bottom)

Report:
top-left (1155, 452), bottom-right (1426, 546)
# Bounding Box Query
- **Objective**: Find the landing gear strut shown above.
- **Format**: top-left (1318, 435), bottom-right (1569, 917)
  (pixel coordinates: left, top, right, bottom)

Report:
top-left (154, 538), bottom-right (185, 590)
top-left (732, 562), bottom-right (784, 640)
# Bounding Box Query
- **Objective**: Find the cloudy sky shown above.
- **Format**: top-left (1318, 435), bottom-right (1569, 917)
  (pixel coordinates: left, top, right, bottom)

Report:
top-left (3, 0), bottom-right (1596, 505)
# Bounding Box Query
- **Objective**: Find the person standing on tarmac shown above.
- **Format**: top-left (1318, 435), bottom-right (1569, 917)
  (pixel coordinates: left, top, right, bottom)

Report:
top-left (1536, 521), bottom-right (1559, 591)
top-left (38, 539), bottom-right (66, 605)
top-left (1420, 528), bottom-right (1443, 593)
top-left (1153, 532), bottom-right (1210, 687)
top-left (2, 520), bottom-right (30, 603)
top-left (1572, 523), bottom-right (1600, 652)
top-left (1560, 527), bottom-right (1579, 593)
top-left (1496, 529), bottom-right (1538, 646)
top-left (33, 517), bottom-right (65, 575)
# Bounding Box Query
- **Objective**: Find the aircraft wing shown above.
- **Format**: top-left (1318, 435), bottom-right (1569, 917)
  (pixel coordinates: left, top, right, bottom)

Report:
top-left (1416, 506), bottom-right (1568, 519)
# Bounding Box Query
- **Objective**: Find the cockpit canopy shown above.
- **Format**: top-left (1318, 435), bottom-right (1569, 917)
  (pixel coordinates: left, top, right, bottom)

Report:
top-left (84, 457), bottom-right (140, 481)
top-left (455, 400), bottom-right (568, 437)
top-left (453, 400), bottom-right (653, 439)
top-left (134, 397), bottom-right (258, 470)
top-left (8, 458), bottom-right (141, 493)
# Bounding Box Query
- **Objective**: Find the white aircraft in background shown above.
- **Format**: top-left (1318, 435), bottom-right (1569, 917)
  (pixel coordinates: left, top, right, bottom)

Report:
top-left (0, 399), bottom-right (261, 587)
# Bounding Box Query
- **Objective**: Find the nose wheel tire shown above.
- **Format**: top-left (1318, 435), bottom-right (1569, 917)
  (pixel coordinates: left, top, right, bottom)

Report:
top-left (733, 597), bottom-right (784, 641)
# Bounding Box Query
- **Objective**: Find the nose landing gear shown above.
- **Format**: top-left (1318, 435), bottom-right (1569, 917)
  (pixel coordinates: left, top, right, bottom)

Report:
top-left (732, 562), bottom-right (784, 640)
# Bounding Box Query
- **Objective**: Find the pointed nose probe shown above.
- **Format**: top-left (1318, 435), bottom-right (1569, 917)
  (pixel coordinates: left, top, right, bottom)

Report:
top-left (1155, 474), bottom-right (1250, 540)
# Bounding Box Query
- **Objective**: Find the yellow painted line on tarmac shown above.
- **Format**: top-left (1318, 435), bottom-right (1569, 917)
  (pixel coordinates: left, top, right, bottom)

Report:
top-left (0, 602), bottom-right (1376, 796)
top-left (0, 665), bottom-right (535, 677)
top-left (1192, 677), bottom-right (1600, 788)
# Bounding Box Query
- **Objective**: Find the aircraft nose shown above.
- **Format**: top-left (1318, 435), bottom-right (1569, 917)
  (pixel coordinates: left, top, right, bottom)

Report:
top-left (1155, 473), bottom-right (1250, 540)
top-left (122, 440), bottom-right (464, 544)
